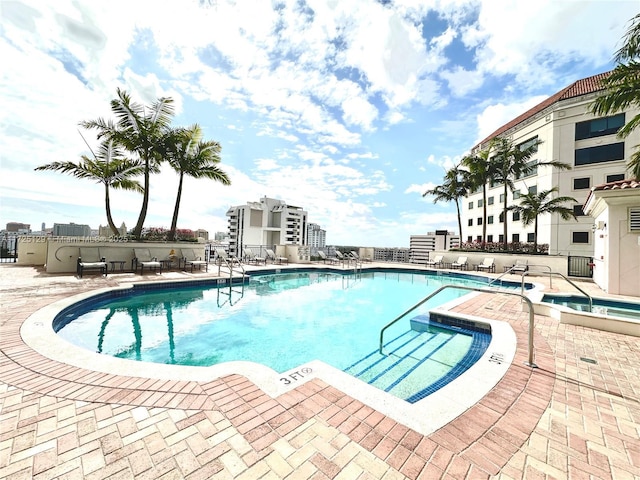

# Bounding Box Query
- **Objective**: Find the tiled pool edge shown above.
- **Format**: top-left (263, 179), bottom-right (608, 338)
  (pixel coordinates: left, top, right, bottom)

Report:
top-left (21, 280), bottom-right (516, 437)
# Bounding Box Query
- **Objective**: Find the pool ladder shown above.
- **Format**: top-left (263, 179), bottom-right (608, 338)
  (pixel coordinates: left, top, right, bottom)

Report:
top-left (378, 284), bottom-right (538, 368)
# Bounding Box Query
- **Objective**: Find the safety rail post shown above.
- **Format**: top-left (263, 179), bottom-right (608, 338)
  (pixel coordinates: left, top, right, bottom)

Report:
top-left (378, 284), bottom-right (537, 368)
top-left (520, 271), bottom-right (592, 312)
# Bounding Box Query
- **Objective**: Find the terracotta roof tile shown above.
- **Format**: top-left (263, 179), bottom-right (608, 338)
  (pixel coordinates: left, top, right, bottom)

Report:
top-left (476, 72), bottom-right (611, 148)
top-left (593, 179), bottom-right (640, 191)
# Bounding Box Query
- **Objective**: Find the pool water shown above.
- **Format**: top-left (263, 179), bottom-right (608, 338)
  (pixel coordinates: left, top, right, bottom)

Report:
top-left (542, 295), bottom-right (640, 320)
top-left (56, 270), bottom-right (495, 402)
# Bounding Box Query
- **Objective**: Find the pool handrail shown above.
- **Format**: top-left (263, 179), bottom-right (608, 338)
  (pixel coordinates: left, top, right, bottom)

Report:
top-left (490, 263), bottom-right (553, 288)
top-left (520, 271), bottom-right (592, 312)
top-left (217, 254), bottom-right (247, 283)
top-left (378, 284), bottom-right (537, 368)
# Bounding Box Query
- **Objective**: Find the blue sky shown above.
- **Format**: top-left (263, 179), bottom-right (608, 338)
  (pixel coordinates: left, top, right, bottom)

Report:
top-left (1, 0), bottom-right (637, 247)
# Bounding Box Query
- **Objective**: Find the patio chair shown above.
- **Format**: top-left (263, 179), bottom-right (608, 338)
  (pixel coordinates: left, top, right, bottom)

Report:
top-left (77, 247), bottom-right (108, 278)
top-left (215, 248), bottom-right (240, 265)
top-left (475, 257), bottom-right (496, 273)
top-left (266, 248), bottom-right (288, 264)
top-left (244, 248), bottom-right (266, 265)
top-left (425, 254), bottom-right (444, 268)
top-left (133, 248), bottom-right (162, 274)
top-left (511, 259), bottom-right (529, 273)
top-left (334, 250), bottom-right (345, 262)
top-left (318, 250), bottom-right (339, 264)
top-left (450, 256), bottom-right (468, 270)
top-left (350, 251), bottom-right (371, 262)
top-left (182, 249), bottom-right (208, 272)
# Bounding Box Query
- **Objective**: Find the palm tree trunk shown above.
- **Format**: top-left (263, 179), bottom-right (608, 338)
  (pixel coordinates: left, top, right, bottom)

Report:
top-left (168, 173), bottom-right (184, 241)
top-left (482, 185), bottom-right (487, 248)
top-left (455, 200), bottom-right (463, 242)
top-left (534, 217), bottom-right (538, 253)
top-left (133, 157), bottom-right (151, 239)
top-left (104, 184), bottom-right (120, 236)
top-left (503, 183), bottom-right (508, 250)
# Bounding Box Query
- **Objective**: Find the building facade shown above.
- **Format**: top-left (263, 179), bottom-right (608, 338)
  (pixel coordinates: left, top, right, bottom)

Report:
top-left (306, 223), bottom-right (326, 255)
top-left (462, 72), bottom-right (640, 257)
top-left (52, 223), bottom-right (91, 237)
top-left (226, 196), bottom-right (308, 257)
top-left (409, 231), bottom-right (461, 264)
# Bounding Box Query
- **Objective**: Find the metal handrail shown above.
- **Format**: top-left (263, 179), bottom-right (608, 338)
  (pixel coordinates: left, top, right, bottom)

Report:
top-left (217, 255), bottom-right (247, 283)
top-left (489, 263), bottom-right (553, 288)
top-left (378, 284), bottom-right (537, 368)
top-left (520, 271), bottom-right (592, 312)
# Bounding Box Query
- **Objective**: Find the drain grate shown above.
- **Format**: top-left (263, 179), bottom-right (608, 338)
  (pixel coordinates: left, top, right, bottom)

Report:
top-left (580, 357), bottom-right (597, 364)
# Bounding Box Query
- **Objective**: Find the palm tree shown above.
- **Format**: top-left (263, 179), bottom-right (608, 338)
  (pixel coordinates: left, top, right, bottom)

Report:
top-left (35, 138), bottom-right (144, 236)
top-left (461, 147), bottom-right (493, 247)
top-left (490, 136), bottom-right (572, 250)
top-left (165, 125), bottom-right (231, 241)
top-left (80, 89), bottom-right (175, 239)
top-left (508, 187), bottom-right (577, 252)
top-left (423, 164), bottom-right (469, 239)
top-left (590, 13), bottom-right (640, 179)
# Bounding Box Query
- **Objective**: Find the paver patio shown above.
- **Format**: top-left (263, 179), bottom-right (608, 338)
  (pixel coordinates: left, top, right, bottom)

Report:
top-left (0, 264), bottom-right (638, 479)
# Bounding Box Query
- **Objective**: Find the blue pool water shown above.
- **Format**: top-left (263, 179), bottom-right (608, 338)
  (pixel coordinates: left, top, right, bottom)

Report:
top-left (55, 270), bottom-right (505, 402)
top-left (542, 295), bottom-right (640, 320)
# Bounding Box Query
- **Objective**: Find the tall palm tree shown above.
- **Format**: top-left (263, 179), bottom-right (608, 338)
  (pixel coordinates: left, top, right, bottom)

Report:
top-left (508, 187), bottom-right (577, 252)
top-left (490, 137), bottom-right (572, 250)
top-left (590, 13), bottom-right (640, 179)
top-left (423, 164), bottom-right (469, 240)
top-left (461, 147), bottom-right (493, 247)
top-left (166, 125), bottom-right (231, 241)
top-left (80, 89), bottom-right (175, 239)
top-left (35, 139), bottom-right (144, 236)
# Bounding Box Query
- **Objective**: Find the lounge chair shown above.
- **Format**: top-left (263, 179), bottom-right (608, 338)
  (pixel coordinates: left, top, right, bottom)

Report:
top-left (334, 250), bottom-right (345, 262)
top-left (266, 248), bottom-right (288, 264)
top-left (318, 250), bottom-right (339, 264)
top-left (425, 254), bottom-right (444, 268)
top-left (475, 257), bottom-right (495, 273)
top-left (182, 249), bottom-right (208, 272)
top-left (77, 247), bottom-right (108, 278)
top-left (244, 248), bottom-right (266, 265)
top-left (350, 251), bottom-right (371, 262)
top-left (133, 248), bottom-right (162, 274)
top-left (215, 248), bottom-right (239, 265)
top-left (511, 259), bottom-right (528, 273)
top-left (451, 256), bottom-right (468, 270)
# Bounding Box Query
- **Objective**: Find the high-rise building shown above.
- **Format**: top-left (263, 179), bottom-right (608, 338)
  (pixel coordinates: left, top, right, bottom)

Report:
top-left (409, 231), bottom-right (460, 264)
top-left (226, 196), bottom-right (308, 256)
top-left (462, 71), bottom-right (640, 257)
top-left (6, 222), bottom-right (30, 233)
top-left (306, 223), bottom-right (326, 255)
top-left (98, 222), bottom-right (127, 237)
top-left (52, 223), bottom-right (92, 237)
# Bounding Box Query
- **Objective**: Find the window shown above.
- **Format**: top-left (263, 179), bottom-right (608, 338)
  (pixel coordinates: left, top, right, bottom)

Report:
top-left (499, 234), bottom-right (504, 243)
top-left (572, 231), bottom-right (590, 244)
top-left (467, 236), bottom-right (473, 242)
top-left (468, 219), bottom-right (473, 226)
top-left (521, 160), bottom-right (538, 178)
top-left (487, 235), bottom-right (493, 242)
top-left (527, 233), bottom-right (535, 242)
top-left (488, 215), bottom-right (494, 224)
top-left (573, 205), bottom-right (585, 216)
top-left (575, 143), bottom-right (624, 166)
top-left (499, 193), bottom-right (505, 203)
top-left (513, 190), bottom-right (521, 199)
top-left (477, 199), bottom-right (483, 207)
top-left (606, 173), bottom-right (625, 183)
top-left (468, 201), bottom-right (473, 209)
top-left (573, 177), bottom-right (590, 190)
top-left (476, 236), bottom-right (482, 242)
top-left (575, 113), bottom-right (625, 140)
top-left (513, 211), bottom-right (520, 221)
top-left (499, 212), bottom-right (505, 223)
top-left (528, 185), bottom-right (537, 195)
top-left (518, 136), bottom-right (539, 153)
top-left (488, 196), bottom-right (494, 205)
top-left (630, 207), bottom-right (640, 232)
top-left (512, 234), bottom-right (520, 242)
top-left (477, 217), bottom-right (483, 225)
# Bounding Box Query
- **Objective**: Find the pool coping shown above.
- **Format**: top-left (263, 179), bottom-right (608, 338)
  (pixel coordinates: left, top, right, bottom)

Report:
top-left (22, 275), bottom-right (516, 437)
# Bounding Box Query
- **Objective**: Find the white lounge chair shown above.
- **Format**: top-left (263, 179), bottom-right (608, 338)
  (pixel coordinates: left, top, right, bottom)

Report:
top-left (77, 247), bottom-right (107, 278)
top-left (318, 250), bottom-right (339, 264)
top-left (182, 249), bottom-right (208, 272)
top-left (511, 259), bottom-right (529, 273)
top-left (451, 256), bottom-right (468, 270)
top-left (266, 248), bottom-right (288, 264)
top-left (215, 248), bottom-right (239, 265)
top-left (475, 257), bottom-right (495, 273)
top-left (425, 255), bottom-right (444, 268)
top-left (244, 248), bottom-right (266, 265)
top-left (133, 248), bottom-right (162, 274)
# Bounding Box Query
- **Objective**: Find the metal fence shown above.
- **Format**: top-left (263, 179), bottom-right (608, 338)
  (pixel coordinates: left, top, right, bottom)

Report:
top-left (568, 256), bottom-right (593, 278)
top-left (0, 234), bottom-right (17, 263)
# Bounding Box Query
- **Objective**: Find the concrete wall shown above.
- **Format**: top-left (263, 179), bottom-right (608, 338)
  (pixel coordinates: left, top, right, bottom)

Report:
top-left (16, 237), bottom-right (48, 265)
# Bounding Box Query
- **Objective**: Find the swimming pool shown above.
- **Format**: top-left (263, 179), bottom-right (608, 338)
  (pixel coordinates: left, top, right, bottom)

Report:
top-left (54, 269), bottom-right (513, 402)
top-left (541, 294), bottom-right (640, 320)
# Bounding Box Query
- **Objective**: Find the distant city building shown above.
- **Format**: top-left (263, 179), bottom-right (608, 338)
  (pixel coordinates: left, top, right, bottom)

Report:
top-left (98, 222), bottom-right (127, 237)
top-left (214, 231), bottom-right (230, 242)
top-left (194, 229), bottom-right (209, 241)
top-left (52, 222), bottom-right (91, 237)
top-left (410, 231), bottom-right (461, 264)
top-left (306, 223), bottom-right (326, 255)
top-left (226, 196), bottom-right (308, 257)
top-left (373, 247), bottom-right (410, 263)
top-left (6, 222), bottom-right (30, 233)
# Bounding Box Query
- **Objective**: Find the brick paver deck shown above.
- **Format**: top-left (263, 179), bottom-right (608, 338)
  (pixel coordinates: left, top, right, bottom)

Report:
top-left (0, 265), bottom-right (638, 479)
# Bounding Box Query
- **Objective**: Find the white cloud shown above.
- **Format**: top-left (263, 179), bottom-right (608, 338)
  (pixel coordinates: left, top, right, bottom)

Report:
top-left (475, 95), bottom-right (547, 143)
